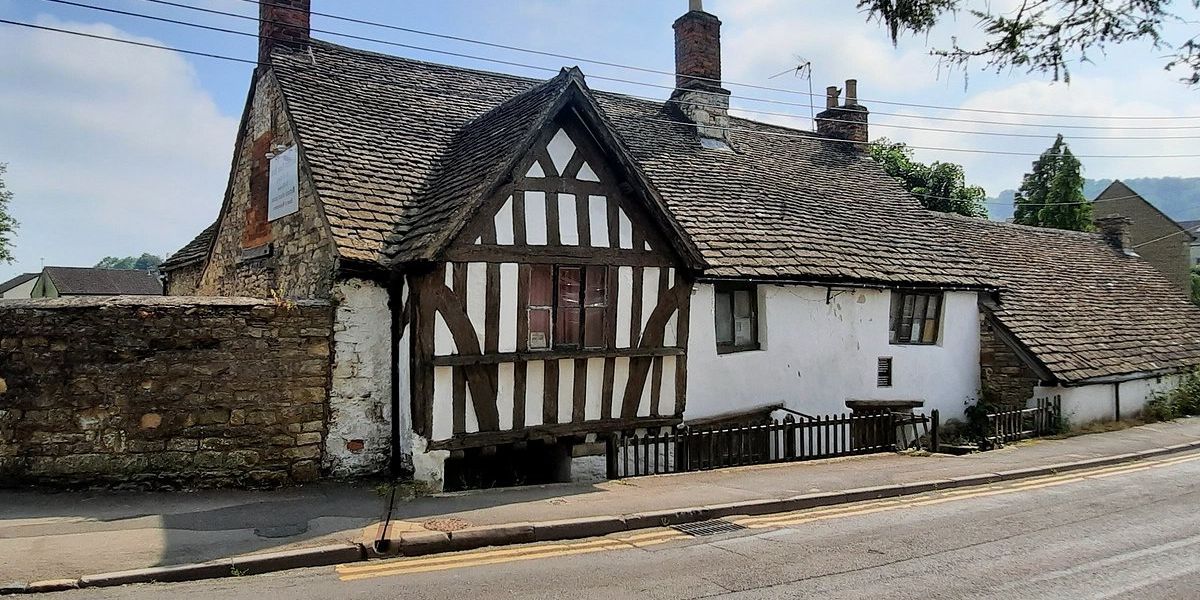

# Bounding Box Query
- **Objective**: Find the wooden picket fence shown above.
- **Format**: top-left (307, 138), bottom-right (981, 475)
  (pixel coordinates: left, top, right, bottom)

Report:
top-left (606, 411), bottom-right (903, 479)
top-left (985, 396), bottom-right (1062, 447)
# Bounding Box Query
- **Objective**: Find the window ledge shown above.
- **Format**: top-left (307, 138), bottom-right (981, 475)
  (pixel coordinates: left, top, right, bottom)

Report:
top-left (716, 345), bottom-right (762, 355)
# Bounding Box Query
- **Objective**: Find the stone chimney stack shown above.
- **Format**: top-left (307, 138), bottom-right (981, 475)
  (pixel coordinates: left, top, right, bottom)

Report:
top-left (1095, 214), bottom-right (1133, 252)
top-left (815, 79), bottom-right (870, 151)
top-left (671, 0), bottom-right (731, 144)
top-left (259, 0), bottom-right (311, 67)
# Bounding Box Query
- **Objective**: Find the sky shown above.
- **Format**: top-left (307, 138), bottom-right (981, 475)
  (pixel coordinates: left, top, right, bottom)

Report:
top-left (1, 0), bottom-right (1199, 282)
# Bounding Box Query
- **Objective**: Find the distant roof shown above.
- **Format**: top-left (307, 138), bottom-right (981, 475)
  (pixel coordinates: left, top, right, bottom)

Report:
top-left (940, 214), bottom-right (1200, 384)
top-left (0, 272), bottom-right (38, 295)
top-left (263, 40), bottom-right (991, 288)
top-left (161, 221), bottom-right (217, 271)
top-left (41, 267), bottom-right (163, 296)
top-left (1181, 219), bottom-right (1200, 241)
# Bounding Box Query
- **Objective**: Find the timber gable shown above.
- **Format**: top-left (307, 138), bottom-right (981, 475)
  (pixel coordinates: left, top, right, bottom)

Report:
top-left (408, 104), bottom-right (695, 451)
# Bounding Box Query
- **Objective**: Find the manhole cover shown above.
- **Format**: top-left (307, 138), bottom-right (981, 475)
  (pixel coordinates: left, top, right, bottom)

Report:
top-left (671, 519), bottom-right (746, 537)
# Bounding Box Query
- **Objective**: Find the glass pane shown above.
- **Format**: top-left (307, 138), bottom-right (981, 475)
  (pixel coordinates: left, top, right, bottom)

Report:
top-left (556, 308), bottom-right (581, 347)
top-left (734, 317), bottom-right (754, 346)
top-left (715, 291), bottom-right (733, 344)
top-left (922, 294), bottom-right (941, 343)
top-left (889, 292), bottom-right (902, 343)
top-left (529, 265), bottom-right (553, 307)
top-left (733, 290), bottom-right (753, 318)
top-left (558, 267), bottom-right (581, 308)
top-left (900, 294), bottom-right (916, 343)
top-left (529, 307), bottom-right (551, 349)
top-left (911, 294), bottom-right (927, 343)
top-left (584, 307), bottom-right (606, 349)
top-left (584, 267), bottom-right (607, 307)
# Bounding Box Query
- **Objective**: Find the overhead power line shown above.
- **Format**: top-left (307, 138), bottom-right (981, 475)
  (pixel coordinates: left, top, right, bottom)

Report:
top-left (7, 16), bottom-right (1200, 162)
top-left (54, 0), bottom-right (1200, 133)
top-left (224, 0), bottom-right (1200, 122)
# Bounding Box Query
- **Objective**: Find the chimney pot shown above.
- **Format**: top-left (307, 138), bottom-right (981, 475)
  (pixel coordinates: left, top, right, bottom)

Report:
top-left (259, 0), bottom-right (311, 67)
top-left (825, 86), bottom-right (840, 109)
top-left (845, 79), bottom-right (858, 106)
top-left (689, 0), bottom-right (704, 11)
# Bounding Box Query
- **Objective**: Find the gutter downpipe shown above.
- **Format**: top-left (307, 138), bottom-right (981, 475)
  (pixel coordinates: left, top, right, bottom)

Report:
top-left (388, 273), bottom-right (403, 477)
top-left (1114, 382), bottom-right (1121, 422)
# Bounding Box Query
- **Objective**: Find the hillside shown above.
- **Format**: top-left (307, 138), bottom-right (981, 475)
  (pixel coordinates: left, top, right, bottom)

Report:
top-left (987, 177), bottom-right (1200, 222)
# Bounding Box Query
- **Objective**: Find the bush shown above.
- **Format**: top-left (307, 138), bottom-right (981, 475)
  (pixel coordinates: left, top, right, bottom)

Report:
top-left (1142, 370), bottom-right (1200, 422)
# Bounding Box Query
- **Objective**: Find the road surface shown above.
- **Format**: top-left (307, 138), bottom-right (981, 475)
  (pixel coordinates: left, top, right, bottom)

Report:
top-left (59, 449), bottom-right (1200, 599)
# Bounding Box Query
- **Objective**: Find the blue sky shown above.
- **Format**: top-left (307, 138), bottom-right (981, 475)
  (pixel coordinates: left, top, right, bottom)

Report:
top-left (2, 0), bottom-right (1199, 281)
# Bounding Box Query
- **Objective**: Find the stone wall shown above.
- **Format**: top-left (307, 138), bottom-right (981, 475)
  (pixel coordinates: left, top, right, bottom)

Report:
top-left (196, 71), bottom-right (337, 300)
top-left (163, 262), bottom-right (204, 296)
top-left (1094, 190), bottom-right (1191, 291)
top-left (979, 314), bottom-right (1039, 407)
top-left (0, 296), bottom-right (333, 488)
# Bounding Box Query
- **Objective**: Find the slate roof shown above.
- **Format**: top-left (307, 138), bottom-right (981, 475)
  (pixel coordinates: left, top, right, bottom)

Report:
top-left (0, 272), bottom-right (38, 295)
top-left (41, 267), bottom-right (163, 296)
top-left (267, 40), bottom-right (991, 288)
top-left (161, 221), bottom-right (218, 271)
top-left (939, 214), bottom-right (1200, 383)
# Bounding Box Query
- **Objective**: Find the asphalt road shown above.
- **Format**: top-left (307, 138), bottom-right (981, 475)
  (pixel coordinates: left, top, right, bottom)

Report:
top-left (58, 450), bottom-right (1200, 599)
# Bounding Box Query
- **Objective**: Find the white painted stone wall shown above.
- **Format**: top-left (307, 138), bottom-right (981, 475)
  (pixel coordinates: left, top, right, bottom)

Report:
top-left (1034, 374), bottom-right (1183, 426)
top-left (325, 278), bottom-right (399, 476)
top-left (686, 284), bottom-right (981, 421)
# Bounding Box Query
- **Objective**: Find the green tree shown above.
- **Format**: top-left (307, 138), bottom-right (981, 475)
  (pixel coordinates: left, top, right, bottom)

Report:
top-left (857, 0), bottom-right (1200, 85)
top-left (1191, 265), bottom-right (1200, 306)
top-left (868, 138), bottom-right (988, 217)
top-left (95, 253), bottom-right (164, 270)
top-left (1012, 134), bottom-right (1092, 231)
top-left (0, 163), bottom-right (16, 264)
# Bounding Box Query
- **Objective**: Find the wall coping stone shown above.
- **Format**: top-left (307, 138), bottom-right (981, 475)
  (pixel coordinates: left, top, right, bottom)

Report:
top-left (0, 296), bottom-right (331, 310)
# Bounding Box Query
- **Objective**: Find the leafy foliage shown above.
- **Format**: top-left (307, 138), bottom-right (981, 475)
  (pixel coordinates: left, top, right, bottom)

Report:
top-left (857, 0), bottom-right (1200, 86)
top-left (0, 163), bottom-right (17, 264)
top-left (1013, 134), bottom-right (1093, 231)
top-left (1191, 265), bottom-right (1200, 306)
top-left (95, 253), bottom-right (164, 271)
top-left (868, 138), bottom-right (988, 217)
top-left (1142, 369), bottom-right (1200, 422)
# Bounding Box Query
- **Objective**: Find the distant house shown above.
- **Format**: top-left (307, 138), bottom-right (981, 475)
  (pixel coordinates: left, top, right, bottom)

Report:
top-left (1180, 219), bottom-right (1200, 267)
top-left (1092, 181), bottom-right (1193, 290)
top-left (0, 273), bottom-right (38, 299)
top-left (30, 267), bottom-right (163, 298)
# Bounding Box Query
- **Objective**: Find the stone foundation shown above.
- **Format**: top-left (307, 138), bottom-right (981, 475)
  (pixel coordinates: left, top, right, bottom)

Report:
top-left (0, 296), bottom-right (333, 488)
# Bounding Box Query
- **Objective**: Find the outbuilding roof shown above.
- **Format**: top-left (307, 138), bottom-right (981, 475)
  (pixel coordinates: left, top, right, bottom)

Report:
top-left (265, 40), bottom-right (991, 288)
top-left (0, 272), bottom-right (38, 295)
top-left (41, 267), bottom-right (163, 296)
top-left (939, 214), bottom-right (1200, 383)
top-left (161, 221), bottom-right (218, 271)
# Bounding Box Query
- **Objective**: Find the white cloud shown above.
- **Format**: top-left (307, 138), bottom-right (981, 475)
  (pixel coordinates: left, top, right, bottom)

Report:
top-left (0, 16), bottom-right (237, 279)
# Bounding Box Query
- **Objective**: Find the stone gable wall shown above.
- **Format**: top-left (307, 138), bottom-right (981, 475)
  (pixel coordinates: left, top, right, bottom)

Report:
top-left (0, 296), bottom-right (333, 488)
top-left (979, 314), bottom-right (1039, 407)
top-left (1095, 194), bottom-right (1191, 291)
top-left (196, 72), bottom-right (337, 300)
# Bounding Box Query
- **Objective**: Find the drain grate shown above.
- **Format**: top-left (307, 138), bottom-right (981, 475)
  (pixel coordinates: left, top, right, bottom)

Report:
top-left (672, 519), bottom-right (747, 537)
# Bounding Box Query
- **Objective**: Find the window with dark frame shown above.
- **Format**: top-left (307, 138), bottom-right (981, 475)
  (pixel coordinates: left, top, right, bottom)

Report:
top-left (527, 265), bottom-right (609, 351)
top-left (889, 290), bottom-right (943, 345)
top-left (714, 283), bottom-right (758, 353)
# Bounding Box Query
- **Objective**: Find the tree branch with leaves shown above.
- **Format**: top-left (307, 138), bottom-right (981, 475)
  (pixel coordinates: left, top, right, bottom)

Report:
top-left (868, 138), bottom-right (989, 217)
top-left (0, 163), bottom-right (17, 264)
top-left (858, 0), bottom-right (1200, 85)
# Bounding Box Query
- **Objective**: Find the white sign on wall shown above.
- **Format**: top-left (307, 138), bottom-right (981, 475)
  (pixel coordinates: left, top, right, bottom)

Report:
top-left (267, 145), bottom-right (299, 221)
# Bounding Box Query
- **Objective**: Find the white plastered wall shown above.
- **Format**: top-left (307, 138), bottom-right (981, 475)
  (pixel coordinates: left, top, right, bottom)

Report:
top-left (1034, 374), bottom-right (1183, 426)
top-left (325, 278), bottom-right (407, 476)
top-left (686, 284), bottom-right (981, 421)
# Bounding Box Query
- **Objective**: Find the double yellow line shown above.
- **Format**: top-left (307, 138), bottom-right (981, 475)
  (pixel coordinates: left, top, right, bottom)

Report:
top-left (337, 450), bottom-right (1200, 582)
top-left (732, 451), bottom-right (1200, 529)
top-left (337, 529), bottom-right (687, 581)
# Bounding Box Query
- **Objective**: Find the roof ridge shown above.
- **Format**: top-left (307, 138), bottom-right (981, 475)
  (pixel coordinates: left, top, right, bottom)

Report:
top-left (290, 38), bottom-right (547, 87)
top-left (936, 212), bottom-right (1103, 239)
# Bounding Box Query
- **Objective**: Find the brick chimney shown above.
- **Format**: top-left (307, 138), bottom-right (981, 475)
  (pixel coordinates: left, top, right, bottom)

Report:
top-left (259, 0), bottom-right (311, 67)
top-left (815, 79), bottom-right (869, 151)
top-left (670, 0), bottom-right (731, 144)
top-left (1095, 214), bottom-right (1133, 252)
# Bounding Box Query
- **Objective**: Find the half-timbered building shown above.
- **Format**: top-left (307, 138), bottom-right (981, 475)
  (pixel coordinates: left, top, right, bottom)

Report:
top-left (169, 0), bottom-right (1200, 487)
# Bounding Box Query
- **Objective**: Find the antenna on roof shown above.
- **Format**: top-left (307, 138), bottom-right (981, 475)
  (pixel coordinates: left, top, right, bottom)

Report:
top-left (769, 56), bottom-right (814, 129)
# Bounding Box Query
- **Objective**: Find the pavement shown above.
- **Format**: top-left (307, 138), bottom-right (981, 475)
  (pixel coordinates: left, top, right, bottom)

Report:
top-left (45, 438), bottom-right (1200, 599)
top-left (2, 417), bottom-right (1199, 589)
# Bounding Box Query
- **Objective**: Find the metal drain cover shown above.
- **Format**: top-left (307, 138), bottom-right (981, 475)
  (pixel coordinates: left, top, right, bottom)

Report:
top-left (672, 519), bottom-right (746, 537)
